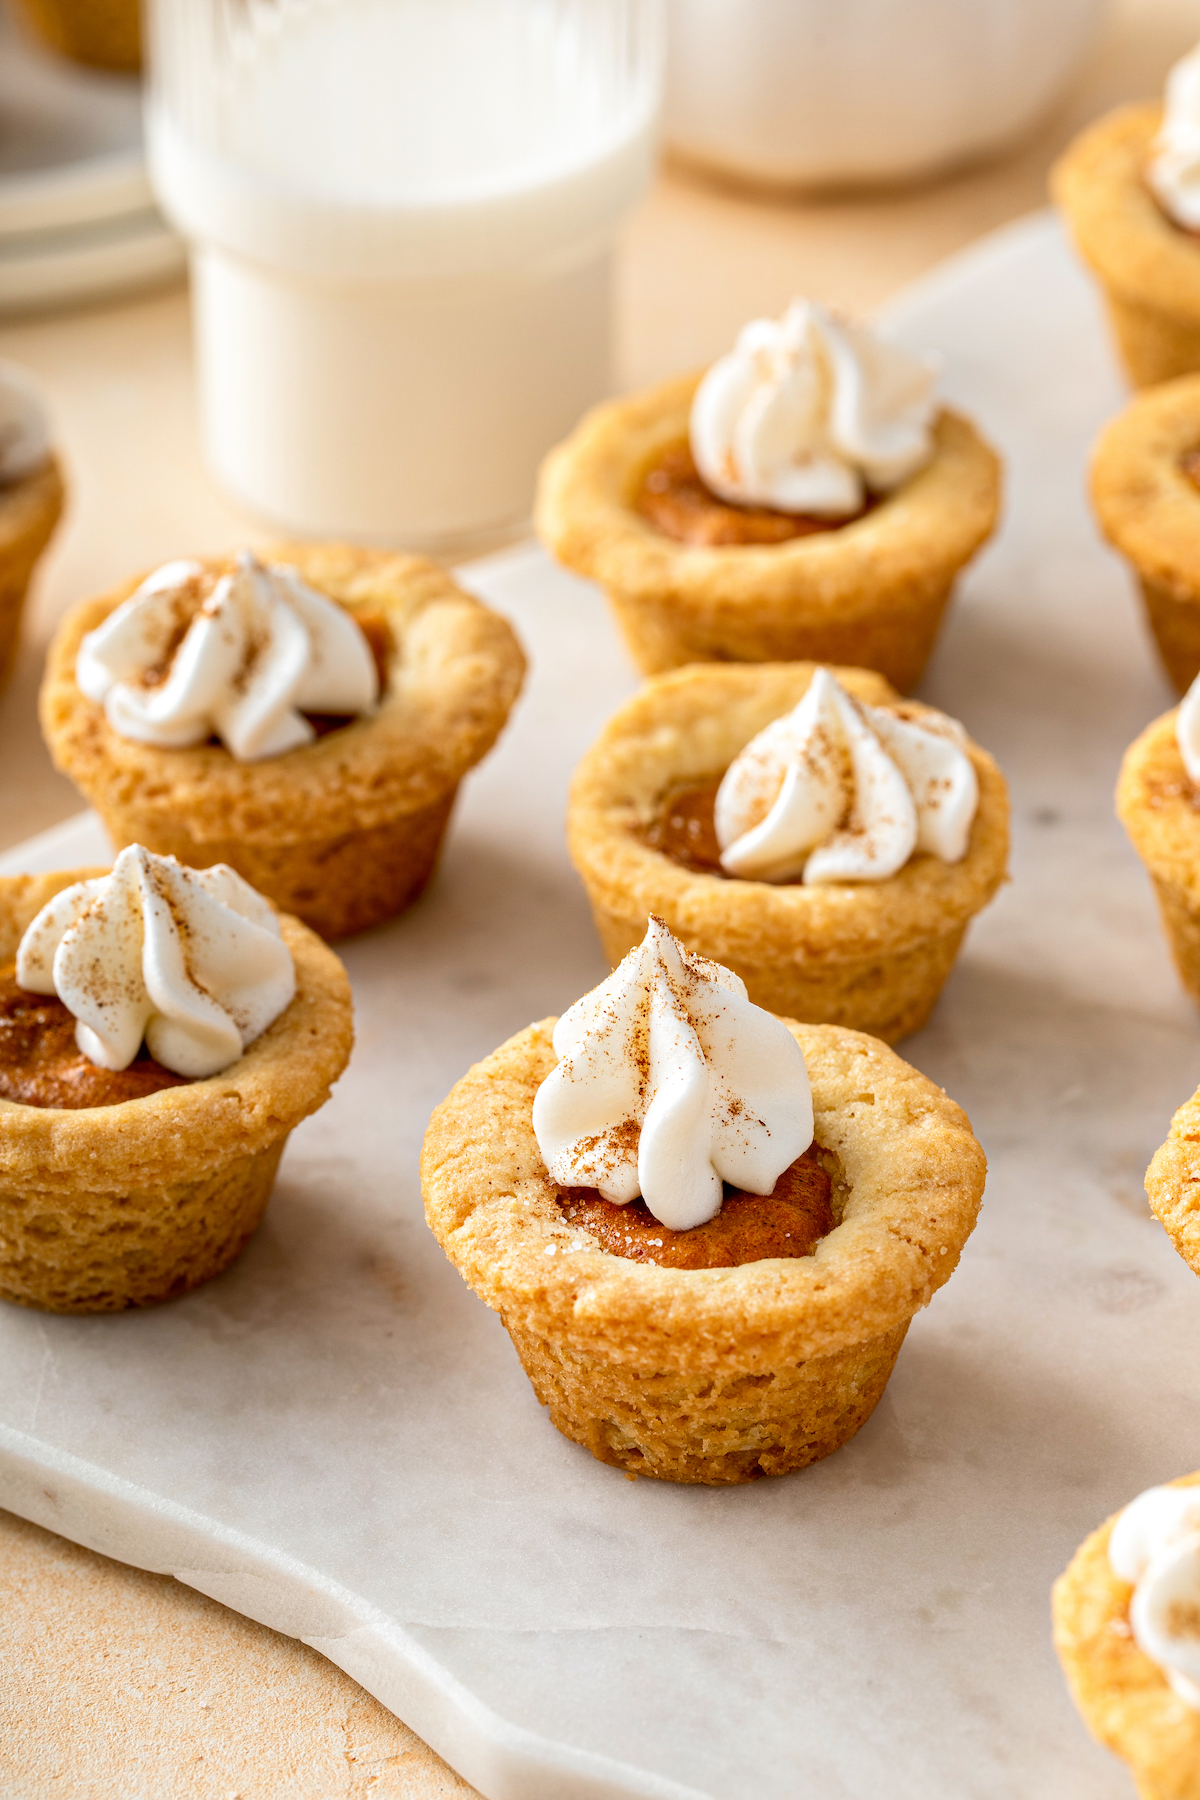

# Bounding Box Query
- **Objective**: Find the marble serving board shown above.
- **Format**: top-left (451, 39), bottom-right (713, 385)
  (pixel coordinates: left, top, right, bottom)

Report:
top-left (1, 212), bottom-right (1197, 1800)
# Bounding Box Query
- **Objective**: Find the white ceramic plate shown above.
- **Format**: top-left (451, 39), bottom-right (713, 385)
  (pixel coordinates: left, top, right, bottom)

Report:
top-left (0, 4), bottom-right (183, 310)
top-left (0, 214), bottom-right (1189, 1799)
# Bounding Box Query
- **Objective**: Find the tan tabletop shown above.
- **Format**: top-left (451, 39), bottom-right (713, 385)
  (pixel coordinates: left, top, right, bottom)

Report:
top-left (1, 1), bottom-right (1196, 1793)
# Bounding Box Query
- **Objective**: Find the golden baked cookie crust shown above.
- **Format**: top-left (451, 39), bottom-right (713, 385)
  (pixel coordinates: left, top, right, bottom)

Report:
top-left (566, 662), bottom-right (1010, 1042)
top-left (1117, 707), bottom-right (1200, 1010)
top-left (0, 457), bottom-right (64, 691)
top-left (1053, 104), bottom-right (1200, 389)
top-left (1093, 376), bottom-right (1200, 693)
top-left (535, 372), bottom-right (1000, 690)
top-left (422, 1017), bottom-right (985, 1483)
top-left (40, 544), bottom-right (526, 939)
top-left (0, 869), bottom-right (354, 1312)
top-left (1146, 1082), bottom-right (1200, 1280)
top-left (1053, 1473), bottom-right (1200, 1800)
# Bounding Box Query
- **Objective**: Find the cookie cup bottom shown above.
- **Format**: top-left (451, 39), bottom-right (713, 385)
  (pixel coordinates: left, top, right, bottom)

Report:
top-left (90, 786), bottom-right (457, 943)
top-left (1106, 291), bottom-right (1200, 392)
top-left (1, 1140), bottom-right (285, 1314)
top-left (422, 1018), bottom-right (985, 1487)
top-left (1137, 576), bottom-right (1200, 695)
top-left (504, 1316), bottom-right (909, 1484)
top-left (603, 570), bottom-right (955, 692)
top-left (1053, 1473), bottom-right (1200, 1800)
top-left (0, 869), bottom-right (354, 1313)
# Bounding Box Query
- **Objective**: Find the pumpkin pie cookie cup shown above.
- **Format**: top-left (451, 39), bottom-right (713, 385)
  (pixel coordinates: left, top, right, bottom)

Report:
top-left (567, 663), bottom-right (1009, 1043)
top-left (0, 868), bottom-right (353, 1314)
top-left (0, 456), bottom-right (63, 693)
top-left (1117, 705), bottom-right (1200, 1001)
top-left (1145, 1081), bottom-right (1200, 1280)
top-left (39, 544), bottom-right (526, 941)
top-left (1092, 376), bottom-right (1200, 693)
top-left (422, 1018), bottom-right (985, 1485)
top-left (1053, 1473), bottom-right (1200, 1800)
top-left (535, 372), bottom-right (1000, 690)
top-left (1054, 104), bottom-right (1200, 390)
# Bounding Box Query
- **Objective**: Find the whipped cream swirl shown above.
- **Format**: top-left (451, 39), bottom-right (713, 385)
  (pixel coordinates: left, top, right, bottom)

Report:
top-left (0, 360), bottom-right (51, 487)
top-left (1109, 1483), bottom-right (1200, 1709)
top-left (1149, 42), bottom-right (1200, 232)
top-left (532, 916), bottom-right (813, 1231)
top-left (714, 669), bottom-right (978, 885)
top-left (1177, 669), bottom-right (1200, 783)
top-left (76, 550), bottom-right (380, 762)
top-left (690, 298), bottom-right (939, 518)
top-left (16, 845), bottom-right (295, 1080)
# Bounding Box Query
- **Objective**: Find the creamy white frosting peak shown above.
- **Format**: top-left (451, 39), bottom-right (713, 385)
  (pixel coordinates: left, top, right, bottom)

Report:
top-left (1149, 42), bottom-right (1200, 231)
top-left (1109, 1484), bottom-right (1200, 1710)
top-left (0, 360), bottom-right (51, 486)
top-left (1177, 670), bottom-right (1200, 784)
top-left (15, 845), bottom-right (295, 1079)
top-left (76, 550), bottom-right (380, 763)
top-left (531, 916), bottom-right (813, 1231)
top-left (714, 669), bottom-right (978, 886)
top-left (689, 298), bottom-right (939, 518)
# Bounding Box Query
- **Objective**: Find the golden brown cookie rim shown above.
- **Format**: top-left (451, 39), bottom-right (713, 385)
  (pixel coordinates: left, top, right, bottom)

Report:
top-left (1092, 374), bottom-right (1200, 592)
top-left (1053, 103), bottom-right (1200, 318)
top-left (1117, 708), bottom-right (1200, 897)
top-left (421, 1017), bottom-right (986, 1368)
top-left (0, 868), bottom-right (354, 1187)
top-left (566, 662), bottom-right (1010, 958)
top-left (39, 543), bottom-right (526, 845)
top-left (534, 371), bottom-right (1001, 613)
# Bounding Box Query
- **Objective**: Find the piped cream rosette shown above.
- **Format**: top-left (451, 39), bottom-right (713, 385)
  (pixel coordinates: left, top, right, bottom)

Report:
top-left (423, 914), bottom-right (986, 1484)
top-left (76, 551), bottom-right (380, 762)
top-left (1053, 1474), bottom-right (1200, 1798)
top-left (689, 299), bottom-right (939, 519)
top-left (567, 663), bottom-right (1009, 1043)
top-left (533, 916), bottom-right (812, 1230)
top-left (0, 853), bottom-right (352, 1314)
top-left (713, 665), bottom-right (977, 885)
top-left (16, 844), bottom-right (295, 1078)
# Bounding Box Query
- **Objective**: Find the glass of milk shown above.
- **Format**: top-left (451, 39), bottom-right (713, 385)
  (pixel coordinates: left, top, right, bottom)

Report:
top-left (147, 0), bottom-right (664, 550)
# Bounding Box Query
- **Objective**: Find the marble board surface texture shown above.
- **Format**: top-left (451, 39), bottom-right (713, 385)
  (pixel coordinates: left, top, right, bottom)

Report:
top-left (0, 212), bottom-right (1195, 1800)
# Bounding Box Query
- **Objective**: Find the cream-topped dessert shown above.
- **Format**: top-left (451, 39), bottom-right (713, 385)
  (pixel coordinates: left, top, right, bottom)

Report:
top-left (15, 844), bottom-right (295, 1080)
top-left (711, 667), bottom-right (978, 884)
top-left (532, 915), bottom-right (812, 1231)
top-left (75, 550), bottom-right (381, 761)
top-left (1148, 42), bottom-right (1200, 232)
top-left (1109, 1484), bottom-right (1200, 1708)
top-left (0, 361), bottom-right (52, 487)
top-left (688, 299), bottom-right (939, 520)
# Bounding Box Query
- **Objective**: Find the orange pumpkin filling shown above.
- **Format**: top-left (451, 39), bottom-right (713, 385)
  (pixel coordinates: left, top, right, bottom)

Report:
top-left (0, 962), bottom-right (192, 1109)
top-left (636, 444), bottom-right (871, 547)
top-left (556, 1145), bottom-right (836, 1269)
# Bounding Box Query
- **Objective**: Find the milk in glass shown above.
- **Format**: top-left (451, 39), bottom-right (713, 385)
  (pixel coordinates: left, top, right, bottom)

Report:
top-left (148, 0), bottom-right (663, 546)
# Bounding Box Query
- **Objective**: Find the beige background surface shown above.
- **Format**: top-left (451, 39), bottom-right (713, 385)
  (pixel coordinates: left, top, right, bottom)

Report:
top-left (3, 1), bottom-right (1200, 1794)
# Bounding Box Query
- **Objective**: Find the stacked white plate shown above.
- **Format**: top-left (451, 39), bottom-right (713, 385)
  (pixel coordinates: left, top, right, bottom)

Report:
top-left (0, 2), bottom-right (184, 314)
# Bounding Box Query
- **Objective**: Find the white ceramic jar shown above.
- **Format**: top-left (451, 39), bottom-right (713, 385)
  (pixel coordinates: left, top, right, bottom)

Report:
top-left (664, 0), bottom-right (1107, 189)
